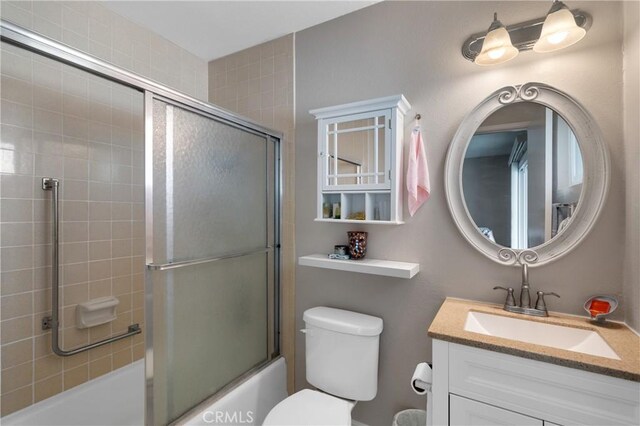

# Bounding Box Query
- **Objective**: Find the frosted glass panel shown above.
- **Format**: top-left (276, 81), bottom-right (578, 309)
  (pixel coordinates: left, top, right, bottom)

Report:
top-left (152, 100), bottom-right (268, 263)
top-left (152, 253), bottom-right (268, 424)
top-left (149, 99), bottom-right (277, 424)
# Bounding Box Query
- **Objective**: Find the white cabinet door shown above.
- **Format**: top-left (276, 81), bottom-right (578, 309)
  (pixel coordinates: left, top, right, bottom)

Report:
top-left (450, 394), bottom-right (543, 426)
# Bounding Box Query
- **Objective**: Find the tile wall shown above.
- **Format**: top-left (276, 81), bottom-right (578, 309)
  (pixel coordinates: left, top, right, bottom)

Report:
top-left (208, 34), bottom-right (296, 392)
top-left (0, 0), bottom-right (207, 416)
top-left (0, 1), bottom-right (208, 100)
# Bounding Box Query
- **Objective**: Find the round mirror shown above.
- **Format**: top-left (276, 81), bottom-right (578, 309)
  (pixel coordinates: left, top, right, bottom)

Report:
top-left (445, 83), bottom-right (609, 265)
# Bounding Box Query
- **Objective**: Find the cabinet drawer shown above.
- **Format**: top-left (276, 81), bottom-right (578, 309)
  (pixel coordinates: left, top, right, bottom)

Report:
top-left (450, 394), bottom-right (542, 426)
top-left (448, 343), bottom-right (640, 425)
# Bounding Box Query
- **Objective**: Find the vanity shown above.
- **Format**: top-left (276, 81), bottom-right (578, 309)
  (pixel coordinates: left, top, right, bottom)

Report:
top-left (428, 81), bottom-right (639, 425)
top-left (428, 299), bottom-right (640, 426)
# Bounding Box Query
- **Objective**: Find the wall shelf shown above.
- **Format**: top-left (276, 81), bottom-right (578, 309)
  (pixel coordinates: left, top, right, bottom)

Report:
top-left (298, 254), bottom-right (419, 279)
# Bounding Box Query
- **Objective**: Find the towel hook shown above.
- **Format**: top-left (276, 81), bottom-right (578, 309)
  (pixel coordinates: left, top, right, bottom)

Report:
top-left (415, 113), bottom-right (421, 120)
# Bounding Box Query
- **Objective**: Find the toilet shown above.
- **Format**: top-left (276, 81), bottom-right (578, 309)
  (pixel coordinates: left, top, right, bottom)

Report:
top-left (263, 307), bottom-right (383, 426)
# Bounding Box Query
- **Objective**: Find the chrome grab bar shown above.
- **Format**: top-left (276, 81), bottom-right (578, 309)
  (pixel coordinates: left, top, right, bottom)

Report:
top-left (41, 177), bottom-right (141, 357)
top-left (147, 247), bottom-right (273, 271)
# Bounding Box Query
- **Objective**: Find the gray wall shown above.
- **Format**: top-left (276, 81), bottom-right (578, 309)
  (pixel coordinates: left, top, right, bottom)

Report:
top-left (462, 155), bottom-right (511, 246)
top-left (294, 2), bottom-right (627, 425)
top-left (623, 0), bottom-right (639, 333)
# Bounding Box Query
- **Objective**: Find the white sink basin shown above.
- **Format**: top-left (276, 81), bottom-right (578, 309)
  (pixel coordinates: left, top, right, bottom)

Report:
top-left (464, 311), bottom-right (620, 360)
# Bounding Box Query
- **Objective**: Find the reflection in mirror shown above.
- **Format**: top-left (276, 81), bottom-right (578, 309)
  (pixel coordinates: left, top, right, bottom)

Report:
top-left (326, 116), bottom-right (386, 186)
top-left (462, 103), bottom-right (583, 249)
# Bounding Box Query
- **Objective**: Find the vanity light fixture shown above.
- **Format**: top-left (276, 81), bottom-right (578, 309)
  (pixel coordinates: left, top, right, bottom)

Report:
top-left (474, 13), bottom-right (519, 66)
top-left (461, 1), bottom-right (591, 65)
top-left (534, 0), bottom-right (586, 53)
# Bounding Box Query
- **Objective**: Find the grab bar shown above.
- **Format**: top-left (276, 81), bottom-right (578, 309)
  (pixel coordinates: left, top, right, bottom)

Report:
top-left (41, 177), bottom-right (141, 357)
top-left (147, 247), bottom-right (273, 271)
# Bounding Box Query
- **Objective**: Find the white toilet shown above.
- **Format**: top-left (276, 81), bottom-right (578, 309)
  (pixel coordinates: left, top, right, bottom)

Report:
top-left (263, 306), bottom-right (383, 426)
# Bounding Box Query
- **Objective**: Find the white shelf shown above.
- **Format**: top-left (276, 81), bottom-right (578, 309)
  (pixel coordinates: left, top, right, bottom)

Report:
top-left (314, 218), bottom-right (404, 225)
top-left (298, 254), bottom-right (419, 279)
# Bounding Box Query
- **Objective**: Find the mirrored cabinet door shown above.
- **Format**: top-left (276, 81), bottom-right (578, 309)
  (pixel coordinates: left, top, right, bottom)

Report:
top-left (321, 110), bottom-right (391, 191)
top-left (311, 95), bottom-right (410, 225)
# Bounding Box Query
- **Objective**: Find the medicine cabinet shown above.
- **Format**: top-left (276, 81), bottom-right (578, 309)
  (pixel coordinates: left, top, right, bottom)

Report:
top-left (310, 95), bottom-right (410, 224)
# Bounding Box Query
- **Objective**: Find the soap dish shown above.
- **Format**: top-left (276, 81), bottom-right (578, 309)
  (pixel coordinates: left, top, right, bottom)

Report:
top-left (76, 296), bottom-right (119, 329)
top-left (583, 295), bottom-right (618, 323)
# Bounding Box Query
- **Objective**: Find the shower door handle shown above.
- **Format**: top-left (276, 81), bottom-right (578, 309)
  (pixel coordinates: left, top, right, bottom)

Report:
top-left (41, 177), bottom-right (141, 357)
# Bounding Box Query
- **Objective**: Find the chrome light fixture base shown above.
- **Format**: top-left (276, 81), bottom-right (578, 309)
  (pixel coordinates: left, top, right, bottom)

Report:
top-left (462, 10), bottom-right (591, 63)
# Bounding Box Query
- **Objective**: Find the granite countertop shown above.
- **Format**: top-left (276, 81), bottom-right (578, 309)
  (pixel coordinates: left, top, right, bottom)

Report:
top-left (428, 298), bottom-right (640, 382)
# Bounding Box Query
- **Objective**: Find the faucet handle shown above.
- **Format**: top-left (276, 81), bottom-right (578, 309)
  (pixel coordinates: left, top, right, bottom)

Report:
top-left (535, 291), bottom-right (560, 311)
top-left (493, 286), bottom-right (516, 307)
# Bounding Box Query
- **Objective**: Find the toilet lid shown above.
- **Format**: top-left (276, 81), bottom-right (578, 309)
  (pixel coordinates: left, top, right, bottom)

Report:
top-left (263, 389), bottom-right (354, 426)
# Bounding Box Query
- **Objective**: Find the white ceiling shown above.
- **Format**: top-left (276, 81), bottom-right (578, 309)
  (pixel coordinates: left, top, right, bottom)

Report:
top-left (102, 1), bottom-right (379, 61)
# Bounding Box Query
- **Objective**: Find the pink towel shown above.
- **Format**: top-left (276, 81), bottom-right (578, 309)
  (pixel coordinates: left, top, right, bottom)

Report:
top-left (406, 127), bottom-right (431, 216)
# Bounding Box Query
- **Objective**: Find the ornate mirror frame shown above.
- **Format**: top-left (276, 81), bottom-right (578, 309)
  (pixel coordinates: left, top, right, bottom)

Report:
top-left (444, 82), bottom-right (610, 266)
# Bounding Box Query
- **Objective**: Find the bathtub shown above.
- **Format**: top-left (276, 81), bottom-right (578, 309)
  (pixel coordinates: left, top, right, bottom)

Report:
top-left (2, 358), bottom-right (287, 426)
top-left (2, 360), bottom-right (144, 426)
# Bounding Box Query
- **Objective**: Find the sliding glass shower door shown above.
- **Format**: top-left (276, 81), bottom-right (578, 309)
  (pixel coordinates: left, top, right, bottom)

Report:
top-left (146, 97), bottom-right (279, 424)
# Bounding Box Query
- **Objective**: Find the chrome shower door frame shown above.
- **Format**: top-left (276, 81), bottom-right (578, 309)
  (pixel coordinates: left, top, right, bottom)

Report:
top-left (1, 19), bottom-right (283, 426)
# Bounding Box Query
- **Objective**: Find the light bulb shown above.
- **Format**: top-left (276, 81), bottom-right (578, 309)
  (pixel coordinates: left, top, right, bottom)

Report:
top-left (534, 1), bottom-right (586, 53)
top-left (547, 31), bottom-right (569, 45)
top-left (488, 48), bottom-right (506, 60)
top-left (474, 13), bottom-right (519, 66)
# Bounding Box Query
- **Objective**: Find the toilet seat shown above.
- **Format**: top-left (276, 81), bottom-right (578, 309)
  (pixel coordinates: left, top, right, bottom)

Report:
top-left (263, 389), bottom-right (355, 426)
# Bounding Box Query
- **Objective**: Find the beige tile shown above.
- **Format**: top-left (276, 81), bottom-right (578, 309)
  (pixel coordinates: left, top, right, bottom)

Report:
top-left (33, 288), bottom-right (51, 314)
top-left (62, 350), bottom-right (88, 370)
top-left (111, 257), bottom-right (131, 277)
top-left (34, 333), bottom-right (52, 359)
top-left (1, 174), bottom-right (34, 199)
top-left (0, 385), bottom-right (33, 416)
top-left (111, 203), bottom-right (131, 221)
top-left (1, 124), bottom-right (33, 152)
top-left (1, 292), bottom-right (33, 320)
top-left (1, 100), bottom-right (33, 129)
top-left (33, 244), bottom-right (52, 268)
top-left (88, 202), bottom-right (111, 221)
top-left (62, 201), bottom-right (89, 222)
top-left (62, 327), bottom-right (88, 351)
top-left (62, 179), bottom-right (88, 201)
top-left (89, 355), bottom-right (111, 379)
top-left (116, 293), bottom-right (132, 313)
top-left (63, 156), bottom-right (88, 180)
top-left (1, 246), bottom-right (33, 271)
top-left (34, 373), bottom-right (62, 403)
top-left (62, 283), bottom-right (88, 307)
top-left (112, 221), bottom-right (131, 240)
top-left (34, 354), bottom-right (62, 381)
top-left (1, 361), bottom-right (33, 393)
top-left (132, 343), bottom-right (144, 361)
top-left (89, 221), bottom-right (110, 241)
top-left (1, 338), bottom-right (33, 369)
top-left (62, 221), bottom-right (88, 243)
top-left (89, 240), bottom-right (111, 260)
top-left (112, 347), bottom-right (132, 370)
top-left (1, 199), bottom-right (32, 223)
top-left (89, 279), bottom-right (111, 299)
top-left (0, 315), bottom-right (33, 344)
top-left (63, 364), bottom-right (88, 390)
top-left (63, 136), bottom-right (89, 160)
top-left (89, 259), bottom-right (110, 281)
top-left (89, 323), bottom-right (111, 343)
top-left (62, 262), bottom-right (88, 285)
top-left (112, 275), bottom-right (132, 295)
top-left (1, 223), bottom-right (33, 247)
top-left (61, 241), bottom-right (88, 264)
top-left (88, 340), bottom-right (112, 361)
top-left (89, 181), bottom-right (111, 202)
top-left (111, 238), bottom-right (132, 259)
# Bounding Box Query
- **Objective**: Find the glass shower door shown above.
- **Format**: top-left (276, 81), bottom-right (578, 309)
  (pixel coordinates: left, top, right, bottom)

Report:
top-left (146, 98), bottom-right (278, 424)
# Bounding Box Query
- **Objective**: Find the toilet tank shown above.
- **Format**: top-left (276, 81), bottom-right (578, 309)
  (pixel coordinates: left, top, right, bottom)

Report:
top-left (303, 307), bottom-right (383, 401)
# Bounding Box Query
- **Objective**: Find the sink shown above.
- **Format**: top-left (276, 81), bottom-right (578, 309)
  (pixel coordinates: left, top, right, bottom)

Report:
top-left (464, 311), bottom-right (620, 360)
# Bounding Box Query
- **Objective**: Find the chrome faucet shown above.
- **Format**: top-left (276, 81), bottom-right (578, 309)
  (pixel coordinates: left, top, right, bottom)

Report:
top-left (494, 263), bottom-right (560, 317)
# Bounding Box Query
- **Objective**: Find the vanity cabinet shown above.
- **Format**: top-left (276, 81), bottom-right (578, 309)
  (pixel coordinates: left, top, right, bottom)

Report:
top-left (432, 340), bottom-right (640, 426)
top-left (310, 95), bottom-right (411, 224)
top-left (450, 394), bottom-right (542, 426)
